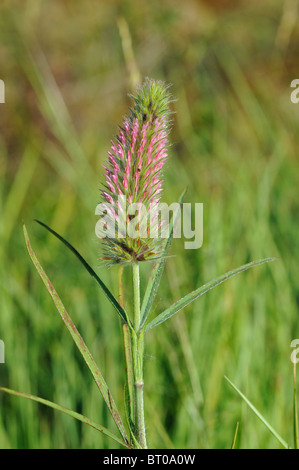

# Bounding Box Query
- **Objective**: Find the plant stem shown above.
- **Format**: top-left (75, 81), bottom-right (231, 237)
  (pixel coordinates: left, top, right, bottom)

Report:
top-left (132, 262), bottom-right (147, 449)
top-left (119, 266), bottom-right (135, 438)
top-left (133, 262), bottom-right (141, 331)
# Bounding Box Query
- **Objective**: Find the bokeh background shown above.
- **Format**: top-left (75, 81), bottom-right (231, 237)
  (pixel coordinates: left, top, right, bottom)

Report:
top-left (0, 0), bottom-right (299, 449)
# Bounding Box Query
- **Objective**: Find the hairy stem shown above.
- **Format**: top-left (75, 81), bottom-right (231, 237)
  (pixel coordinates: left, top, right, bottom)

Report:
top-left (132, 263), bottom-right (147, 449)
top-left (119, 266), bottom-right (135, 439)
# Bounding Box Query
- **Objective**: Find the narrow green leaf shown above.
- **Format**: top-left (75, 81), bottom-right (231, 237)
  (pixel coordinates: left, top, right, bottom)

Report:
top-left (293, 362), bottom-right (299, 449)
top-left (0, 387), bottom-right (128, 448)
top-left (122, 323), bottom-right (135, 427)
top-left (23, 223), bottom-right (129, 445)
top-left (231, 421), bottom-right (239, 449)
top-left (146, 258), bottom-right (277, 332)
top-left (34, 219), bottom-right (130, 326)
top-left (224, 376), bottom-right (289, 449)
top-left (140, 187), bottom-right (187, 329)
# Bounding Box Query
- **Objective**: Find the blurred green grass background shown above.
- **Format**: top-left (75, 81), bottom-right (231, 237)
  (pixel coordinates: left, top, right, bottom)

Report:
top-left (0, 0), bottom-right (299, 449)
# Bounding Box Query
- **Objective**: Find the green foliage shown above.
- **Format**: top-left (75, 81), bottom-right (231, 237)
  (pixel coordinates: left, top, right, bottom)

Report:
top-left (224, 376), bottom-right (289, 449)
top-left (0, 0), bottom-right (298, 449)
top-left (0, 386), bottom-right (128, 448)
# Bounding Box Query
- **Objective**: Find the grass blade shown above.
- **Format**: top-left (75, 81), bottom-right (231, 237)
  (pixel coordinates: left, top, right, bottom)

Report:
top-left (146, 258), bottom-right (277, 331)
top-left (140, 187), bottom-right (187, 329)
top-left (34, 219), bottom-right (130, 326)
top-left (231, 421), bottom-right (239, 449)
top-left (0, 387), bottom-right (129, 448)
top-left (23, 223), bottom-right (129, 445)
top-left (224, 376), bottom-right (289, 449)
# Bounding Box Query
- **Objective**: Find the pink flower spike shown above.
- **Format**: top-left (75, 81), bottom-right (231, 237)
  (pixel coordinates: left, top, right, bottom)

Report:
top-left (99, 78), bottom-right (172, 265)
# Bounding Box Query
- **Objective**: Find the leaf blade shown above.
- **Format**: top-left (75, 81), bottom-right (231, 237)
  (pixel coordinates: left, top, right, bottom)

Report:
top-left (34, 219), bottom-right (130, 326)
top-left (224, 376), bottom-right (289, 449)
top-left (140, 187), bottom-right (187, 329)
top-left (23, 223), bottom-right (128, 445)
top-left (146, 258), bottom-right (277, 331)
top-left (0, 387), bottom-right (128, 448)
top-left (231, 421), bottom-right (239, 449)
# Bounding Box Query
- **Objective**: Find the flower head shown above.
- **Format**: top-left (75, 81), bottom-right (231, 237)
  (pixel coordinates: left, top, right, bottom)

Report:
top-left (98, 78), bottom-right (173, 265)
